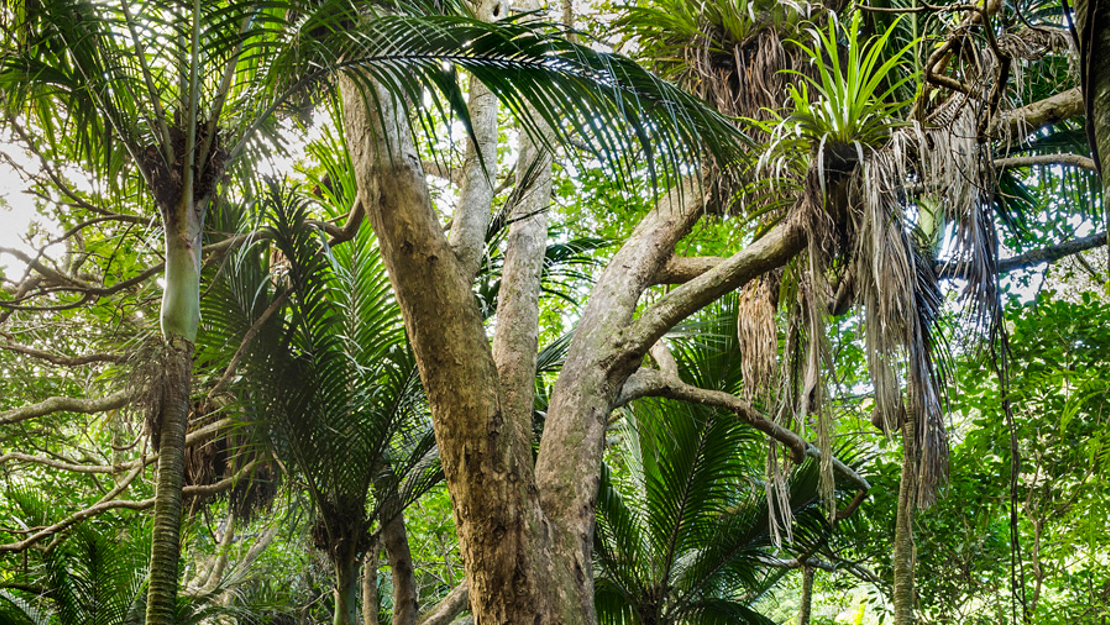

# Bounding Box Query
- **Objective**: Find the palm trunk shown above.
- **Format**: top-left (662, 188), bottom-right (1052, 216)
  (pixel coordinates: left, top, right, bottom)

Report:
top-left (145, 195), bottom-right (205, 625)
top-left (798, 565), bottom-right (815, 625)
top-left (893, 419), bottom-right (917, 625)
top-left (334, 552), bottom-right (361, 625)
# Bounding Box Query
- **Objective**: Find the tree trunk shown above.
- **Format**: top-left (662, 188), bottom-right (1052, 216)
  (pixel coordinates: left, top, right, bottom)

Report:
top-left (340, 75), bottom-right (569, 624)
top-left (145, 194), bottom-right (205, 625)
top-left (363, 540), bottom-right (380, 625)
top-left (893, 419), bottom-right (917, 625)
top-left (334, 551), bottom-right (361, 625)
top-left (798, 565), bottom-right (815, 625)
top-left (383, 511), bottom-right (419, 625)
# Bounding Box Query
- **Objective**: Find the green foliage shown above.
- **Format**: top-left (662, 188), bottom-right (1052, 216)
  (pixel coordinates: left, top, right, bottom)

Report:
top-left (754, 11), bottom-right (917, 173)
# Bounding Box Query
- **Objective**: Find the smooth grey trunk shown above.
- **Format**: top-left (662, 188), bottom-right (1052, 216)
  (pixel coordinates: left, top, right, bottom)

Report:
top-left (492, 126), bottom-right (552, 437)
top-left (893, 420), bottom-right (917, 625)
top-left (448, 0), bottom-right (503, 280)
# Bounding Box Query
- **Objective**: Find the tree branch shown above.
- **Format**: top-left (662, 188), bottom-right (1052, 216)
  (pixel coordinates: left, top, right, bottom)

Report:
top-left (623, 220), bottom-right (805, 358)
top-left (652, 255), bottom-right (725, 285)
top-left (995, 153), bottom-right (1097, 171)
top-left (936, 230), bottom-right (1108, 277)
top-left (0, 389), bottom-right (133, 426)
top-left (991, 87), bottom-right (1084, 139)
top-left (0, 341), bottom-right (122, 366)
top-left (0, 452), bottom-right (117, 474)
top-left (418, 582), bottom-right (469, 625)
top-left (615, 367), bottom-right (871, 493)
top-left (0, 461), bottom-right (253, 553)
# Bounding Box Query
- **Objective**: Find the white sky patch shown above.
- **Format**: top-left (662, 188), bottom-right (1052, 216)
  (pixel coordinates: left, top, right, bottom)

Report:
top-left (0, 141), bottom-right (58, 277)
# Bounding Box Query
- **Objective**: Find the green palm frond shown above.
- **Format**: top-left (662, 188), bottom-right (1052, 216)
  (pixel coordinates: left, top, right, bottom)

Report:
top-left (3, 0), bottom-right (746, 205)
top-left (199, 182), bottom-right (438, 565)
top-left (595, 391), bottom-right (853, 625)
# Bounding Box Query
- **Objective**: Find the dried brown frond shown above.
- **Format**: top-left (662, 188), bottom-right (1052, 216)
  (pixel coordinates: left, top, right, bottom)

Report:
top-left (127, 337), bottom-right (193, 451)
top-left (311, 498), bottom-right (370, 562)
top-left (737, 276), bottom-right (779, 400)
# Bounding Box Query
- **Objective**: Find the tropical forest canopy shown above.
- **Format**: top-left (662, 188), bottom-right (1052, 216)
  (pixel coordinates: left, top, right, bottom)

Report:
top-left (0, 0), bottom-right (1108, 624)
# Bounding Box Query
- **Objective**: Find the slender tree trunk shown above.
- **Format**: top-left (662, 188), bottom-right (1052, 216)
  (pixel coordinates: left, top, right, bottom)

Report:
top-left (146, 194), bottom-right (205, 625)
top-left (1076, 0), bottom-right (1110, 271)
top-left (893, 419), bottom-right (917, 625)
top-left (363, 540), bottom-right (380, 625)
top-left (798, 565), bottom-right (815, 625)
top-left (383, 511), bottom-right (419, 625)
top-left (334, 551), bottom-right (361, 625)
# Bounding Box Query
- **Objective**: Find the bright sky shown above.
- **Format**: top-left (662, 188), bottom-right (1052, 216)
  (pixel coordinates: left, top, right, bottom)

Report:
top-left (0, 143), bottom-right (49, 276)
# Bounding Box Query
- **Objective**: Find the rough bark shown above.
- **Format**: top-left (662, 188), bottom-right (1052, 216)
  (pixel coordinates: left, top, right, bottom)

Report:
top-left (383, 511), bottom-right (419, 625)
top-left (144, 340), bottom-right (194, 625)
top-left (341, 74), bottom-right (561, 624)
top-left (893, 420), bottom-right (917, 625)
top-left (797, 565), bottom-right (815, 625)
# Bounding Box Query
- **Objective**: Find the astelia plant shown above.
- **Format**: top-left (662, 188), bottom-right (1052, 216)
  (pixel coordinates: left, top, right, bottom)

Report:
top-left (754, 11), bottom-right (919, 181)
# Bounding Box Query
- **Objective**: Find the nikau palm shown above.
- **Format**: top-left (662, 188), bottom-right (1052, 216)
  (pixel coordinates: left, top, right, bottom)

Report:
top-left (199, 184), bottom-right (438, 625)
top-left (2, 0), bottom-right (744, 620)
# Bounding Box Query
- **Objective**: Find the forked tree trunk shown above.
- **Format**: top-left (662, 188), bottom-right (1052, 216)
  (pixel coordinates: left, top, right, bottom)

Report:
top-left (146, 195), bottom-right (205, 625)
top-left (893, 419), bottom-right (917, 625)
top-left (340, 76), bottom-right (577, 624)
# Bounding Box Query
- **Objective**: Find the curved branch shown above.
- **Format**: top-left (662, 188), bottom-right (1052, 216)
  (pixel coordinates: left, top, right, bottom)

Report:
top-left (0, 452), bottom-right (117, 474)
top-left (0, 461), bottom-right (254, 553)
top-left (0, 389), bottom-right (133, 426)
top-left (991, 87), bottom-right (1084, 138)
top-left (995, 153), bottom-right (1097, 171)
top-left (616, 367), bottom-right (870, 492)
top-left (936, 231), bottom-right (1108, 277)
top-left (0, 342), bottom-right (122, 366)
top-left (623, 220), bottom-right (805, 358)
top-left (418, 582), bottom-right (469, 625)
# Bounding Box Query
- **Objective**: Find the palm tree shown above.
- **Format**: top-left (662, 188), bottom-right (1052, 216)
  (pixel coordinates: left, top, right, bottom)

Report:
top-left (595, 403), bottom-right (838, 625)
top-left (197, 182), bottom-right (437, 625)
top-left (595, 298), bottom-right (862, 625)
top-left (1, 0), bottom-right (744, 620)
